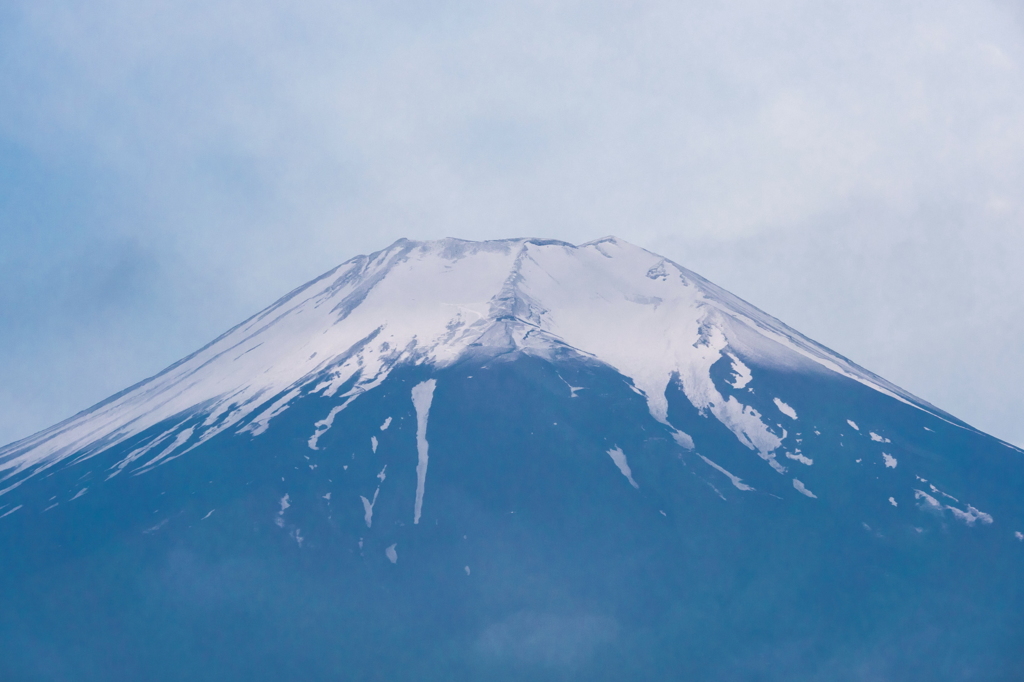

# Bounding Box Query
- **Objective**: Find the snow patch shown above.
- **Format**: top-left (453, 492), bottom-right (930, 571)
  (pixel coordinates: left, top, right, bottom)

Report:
top-left (726, 352), bottom-right (752, 389)
top-left (846, 420), bottom-right (860, 431)
top-left (671, 430), bottom-right (695, 449)
top-left (915, 489), bottom-right (943, 511)
top-left (0, 505), bottom-right (22, 519)
top-left (371, 436), bottom-right (378, 453)
top-left (929, 483), bottom-right (959, 502)
top-left (889, 497), bottom-right (898, 507)
top-left (882, 453), bottom-right (897, 468)
top-left (143, 519), bottom-right (169, 534)
top-left (606, 447), bottom-right (639, 489)
top-left (308, 401), bottom-right (355, 450)
top-left (141, 426), bottom-right (196, 470)
top-left (243, 389), bottom-right (301, 437)
top-left (773, 398), bottom-right (798, 420)
top-left (360, 489), bottom-right (379, 528)
top-left (201, 509), bottom-right (215, 520)
top-left (107, 430), bottom-right (175, 478)
top-left (948, 505), bottom-right (993, 526)
top-left (785, 452), bottom-right (813, 466)
top-left (793, 479), bottom-right (817, 498)
top-left (380, 417), bottom-right (392, 431)
top-left (914, 490), bottom-right (992, 526)
top-left (412, 379), bottom-right (436, 525)
top-left (699, 455), bottom-right (754, 491)
top-left (71, 488), bottom-right (88, 501)
top-left (385, 544), bottom-right (398, 564)
top-left (558, 373), bottom-right (585, 397)
top-left (276, 493), bottom-right (290, 527)
top-left (869, 432), bottom-right (890, 443)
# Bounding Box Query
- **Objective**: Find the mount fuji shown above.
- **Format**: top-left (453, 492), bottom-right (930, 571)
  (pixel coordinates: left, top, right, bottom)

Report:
top-left (1, 237), bottom-right (1022, 681)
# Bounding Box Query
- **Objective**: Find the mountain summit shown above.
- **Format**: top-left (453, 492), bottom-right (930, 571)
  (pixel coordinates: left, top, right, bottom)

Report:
top-left (1, 237), bottom-right (1022, 681)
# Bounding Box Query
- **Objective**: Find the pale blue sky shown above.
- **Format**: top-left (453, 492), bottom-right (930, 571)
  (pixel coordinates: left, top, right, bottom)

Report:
top-left (2, 0), bottom-right (1023, 446)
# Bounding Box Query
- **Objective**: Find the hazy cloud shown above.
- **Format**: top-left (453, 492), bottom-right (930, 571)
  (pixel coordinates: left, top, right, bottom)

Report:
top-left (1, 0), bottom-right (1022, 445)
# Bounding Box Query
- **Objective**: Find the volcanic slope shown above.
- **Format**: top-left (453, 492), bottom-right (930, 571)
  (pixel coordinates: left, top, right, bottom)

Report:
top-left (1, 237), bottom-right (1022, 682)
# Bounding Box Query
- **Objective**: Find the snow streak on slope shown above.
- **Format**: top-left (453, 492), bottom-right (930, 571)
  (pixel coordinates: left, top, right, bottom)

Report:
top-left (411, 380), bottom-right (436, 525)
top-left (0, 237), bottom-right (962, 491)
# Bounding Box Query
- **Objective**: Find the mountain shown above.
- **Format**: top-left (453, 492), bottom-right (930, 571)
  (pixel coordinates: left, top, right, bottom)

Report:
top-left (1, 237), bottom-right (1022, 681)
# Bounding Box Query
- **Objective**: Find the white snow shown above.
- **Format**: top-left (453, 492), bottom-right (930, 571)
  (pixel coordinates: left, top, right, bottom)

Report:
top-left (0, 237), bottom-right (958, 489)
top-left (371, 436), bottom-right (378, 453)
top-left (785, 452), bottom-right (813, 466)
top-left (792, 479), bottom-right (817, 498)
top-left (889, 497), bottom-right (898, 507)
top-left (71, 488), bottom-right (87, 501)
top-left (242, 389), bottom-right (300, 437)
top-left (726, 352), bottom-right (752, 389)
top-left (380, 417), bottom-right (392, 431)
top-left (671, 430), bottom-right (695, 449)
top-left (308, 402), bottom-right (353, 450)
top-left (558, 373), bottom-right (585, 397)
top-left (929, 484), bottom-right (959, 502)
top-left (106, 430), bottom-right (175, 478)
top-left (699, 455), bottom-right (754, 491)
top-left (385, 543), bottom-right (398, 564)
top-left (143, 519), bottom-right (169, 534)
top-left (201, 509), bottom-right (215, 520)
top-left (411, 379), bottom-right (436, 524)
top-left (276, 494), bottom-right (290, 526)
top-left (0, 505), bottom-right (22, 519)
top-left (137, 427), bottom-right (196, 472)
top-left (882, 453), bottom-right (897, 468)
top-left (915, 489), bottom-right (943, 511)
top-left (869, 432), bottom-right (890, 443)
top-left (360, 489), bottom-right (379, 528)
top-left (773, 398), bottom-right (798, 420)
top-left (322, 492), bottom-right (331, 500)
top-left (947, 505), bottom-right (993, 526)
top-left (914, 489), bottom-right (992, 526)
top-left (606, 447), bottom-right (639, 489)
top-left (847, 420), bottom-right (860, 431)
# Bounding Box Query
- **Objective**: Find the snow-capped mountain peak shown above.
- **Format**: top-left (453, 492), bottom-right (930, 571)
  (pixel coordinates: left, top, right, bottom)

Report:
top-left (0, 237), bottom-right (961, 490)
top-left (2, 237), bottom-right (1022, 680)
